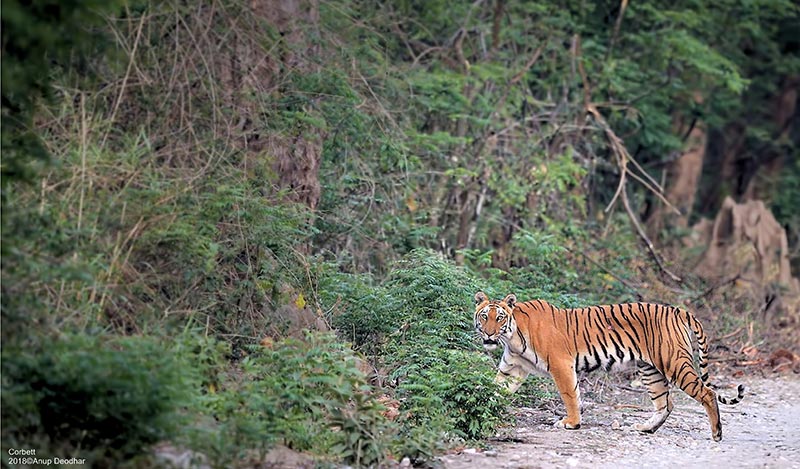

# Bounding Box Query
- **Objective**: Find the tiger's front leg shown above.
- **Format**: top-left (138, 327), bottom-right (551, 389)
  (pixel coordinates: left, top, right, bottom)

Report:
top-left (495, 355), bottom-right (529, 394)
top-left (550, 361), bottom-right (581, 429)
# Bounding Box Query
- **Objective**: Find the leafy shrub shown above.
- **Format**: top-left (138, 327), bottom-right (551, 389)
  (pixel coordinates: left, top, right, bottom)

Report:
top-left (205, 332), bottom-right (393, 467)
top-left (319, 267), bottom-right (394, 355)
top-left (393, 349), bottom-right (505, 440)
top-left (1, 334), bottom-right (198, 464)
top-left (378, 251), bottom-right (509, 447)
top-left (381, 250), bottom-right (482, 351)
top-left (324, 249), bottom-right (511, 452)
top-left (460, 230), bottom-right (593, 309)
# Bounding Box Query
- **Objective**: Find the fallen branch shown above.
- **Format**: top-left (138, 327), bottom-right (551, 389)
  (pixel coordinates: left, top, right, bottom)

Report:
top-left (737, 360), bottom-right (765, 366)
top-left (716, 326), bottom-right (745, 342)
top-left (707, 357), bottom-right (742, 363)
top-left (586, 105), bottom-right (680, 216)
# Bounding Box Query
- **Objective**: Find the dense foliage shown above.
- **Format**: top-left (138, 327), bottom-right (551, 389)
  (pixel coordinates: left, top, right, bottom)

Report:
top-left (1, 334), bottom-right (198, 464)
top-left (2, 0), bottom-right (798, 466)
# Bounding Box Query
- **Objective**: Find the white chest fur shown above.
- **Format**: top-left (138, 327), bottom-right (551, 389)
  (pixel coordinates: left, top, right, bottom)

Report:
top-left (500, 344), bottom-right (549, 376)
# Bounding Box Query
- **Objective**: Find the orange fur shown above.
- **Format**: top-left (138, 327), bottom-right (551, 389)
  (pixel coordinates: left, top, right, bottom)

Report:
top-left (473, 292), bottom-right (745, 441)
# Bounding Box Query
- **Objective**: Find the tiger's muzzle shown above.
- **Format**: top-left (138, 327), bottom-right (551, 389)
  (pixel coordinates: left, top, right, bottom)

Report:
top-left (483, 337), bottom-right (499, 351)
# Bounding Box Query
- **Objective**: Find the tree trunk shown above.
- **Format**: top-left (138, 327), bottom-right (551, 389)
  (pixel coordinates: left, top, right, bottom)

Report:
top-left (647, 94), bottom-right (706, 241)
top-left (258, 0), bottom-right (322, 213)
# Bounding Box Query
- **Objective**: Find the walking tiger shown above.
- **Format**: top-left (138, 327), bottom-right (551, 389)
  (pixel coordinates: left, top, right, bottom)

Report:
top-left (474, 292), bottom-right (745, 441)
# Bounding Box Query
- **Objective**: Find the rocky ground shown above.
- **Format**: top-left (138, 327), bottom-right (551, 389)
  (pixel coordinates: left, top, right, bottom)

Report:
top-left (439, 371), bottom-right (800, 469)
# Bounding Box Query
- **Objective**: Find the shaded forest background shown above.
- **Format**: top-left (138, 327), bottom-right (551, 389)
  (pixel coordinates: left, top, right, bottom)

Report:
top-left (2, 0), bottom-right (799, 466)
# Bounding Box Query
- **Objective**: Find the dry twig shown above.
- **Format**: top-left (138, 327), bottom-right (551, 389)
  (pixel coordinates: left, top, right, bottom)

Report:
top-left (102, 11), bottom-right (146, 148)
top-left (582, 103), bottom-right (682, 283)
top-left (620, 182), bottom-right (682, 282)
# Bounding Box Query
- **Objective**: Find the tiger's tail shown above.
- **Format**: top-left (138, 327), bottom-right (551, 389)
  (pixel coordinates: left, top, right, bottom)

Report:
top-left (686, 310), bottom-right (745, 405)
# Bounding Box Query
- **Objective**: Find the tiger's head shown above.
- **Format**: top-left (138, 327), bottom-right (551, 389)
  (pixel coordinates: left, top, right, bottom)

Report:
top-left (473, 292), bottom-right (517, 351)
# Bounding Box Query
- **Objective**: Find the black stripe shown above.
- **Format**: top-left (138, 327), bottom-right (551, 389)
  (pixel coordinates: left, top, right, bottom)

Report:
top-left (651, 390), bottom-right (668, 401)
top-left (598, 338), bottom-right (609, 358)
top-left (604, 355), bottom-right (616, 371)
top-left (516, 328), bottom-right (527, 354)
top-left (607, 331), bottom-right (625, 359)
top-left (581, 327), bottom-right (593, 354)
top-left (611, 308), bottom-right (639, 348)
top-left (591, 312), bottom-right (605, 334)
top-left (621, 305), bottom-right (642, 344)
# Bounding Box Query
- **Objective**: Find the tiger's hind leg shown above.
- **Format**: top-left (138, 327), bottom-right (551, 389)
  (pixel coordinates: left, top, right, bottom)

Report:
top-left (673, 367), bottom-right (723, 441)
top-left (633, 364), bottom-right (674, 434)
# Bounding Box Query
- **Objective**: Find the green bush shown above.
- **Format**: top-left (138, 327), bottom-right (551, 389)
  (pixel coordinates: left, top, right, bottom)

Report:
top-left (1, 333), bottom-right (198, 464)
top-left (326, 249), bottom-right (482, 351)
top-left (393, 349), bottom-right (506, 441)
top-left (324, 249), bottom-right (511, 450)
top-left (379, 251), bottom-right (509, 446)
top-left (320, 267), bottom-right (394, 355)
top-left (205, 332), bottom-right (393, 467)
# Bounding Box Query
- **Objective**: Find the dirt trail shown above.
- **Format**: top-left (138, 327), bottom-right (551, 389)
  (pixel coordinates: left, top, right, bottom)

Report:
top-left (440, 374), bottom-right (800, 469)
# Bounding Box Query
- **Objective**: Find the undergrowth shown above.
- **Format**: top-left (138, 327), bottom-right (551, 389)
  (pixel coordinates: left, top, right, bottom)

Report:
top-left (3, 0), bottom-right (796, 467)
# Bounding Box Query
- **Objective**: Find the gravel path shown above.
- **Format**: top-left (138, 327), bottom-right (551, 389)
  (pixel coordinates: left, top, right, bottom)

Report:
top-left (439, 373), bottom-right (800, 469)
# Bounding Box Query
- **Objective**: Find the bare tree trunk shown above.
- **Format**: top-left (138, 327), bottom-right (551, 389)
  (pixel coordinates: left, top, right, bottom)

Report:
top-left (490, 0), bottom-right (505, 58)
top-left (251, 0), bottom-right (323, 214)
top-left (647, 94), bottom-right (707, 241)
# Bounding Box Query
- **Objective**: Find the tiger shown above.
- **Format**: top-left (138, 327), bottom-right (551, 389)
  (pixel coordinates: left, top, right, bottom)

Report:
top-left (473, 291), bottom-right (745, 441)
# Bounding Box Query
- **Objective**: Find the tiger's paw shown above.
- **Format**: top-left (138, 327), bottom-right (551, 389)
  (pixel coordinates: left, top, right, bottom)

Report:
top-left (554, 418), bottom-right (581, 430)
top-left (632, 422), bottom-right (657, 434)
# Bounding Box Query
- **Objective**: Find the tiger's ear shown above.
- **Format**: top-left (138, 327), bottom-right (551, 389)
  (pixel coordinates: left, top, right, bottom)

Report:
top-left (503, 293), bottom-right (517, 309)
top-left (474, 291), bottom-right (488, 305)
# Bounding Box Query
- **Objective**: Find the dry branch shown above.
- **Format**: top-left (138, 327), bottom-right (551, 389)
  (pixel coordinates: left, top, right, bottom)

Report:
top-left (574, 36), bottom-right (679, 218)
top-left (620, 182), bottom-right (682, 282)
top-left (589, 106), bottom-right (679, 216)
top-left (586, 105), bottom-right (682, 283)
top-left (102, 11), bottom-right (146, 148)
top-left (490, 0), bottom-right (505, 56)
